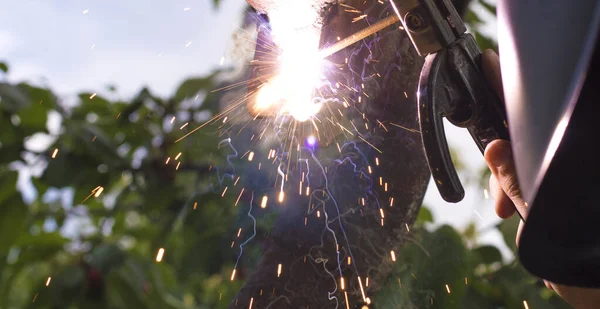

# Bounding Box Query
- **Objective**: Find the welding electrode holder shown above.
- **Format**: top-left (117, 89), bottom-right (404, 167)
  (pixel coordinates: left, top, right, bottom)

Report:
top-left (418, 34), bottom-right (518, 210)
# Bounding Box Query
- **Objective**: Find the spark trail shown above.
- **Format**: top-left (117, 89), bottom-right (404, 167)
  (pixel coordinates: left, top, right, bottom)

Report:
top-left (232, 192), bottom-right (258, 281)
top-left (216, 138), bottom-right (239, 184)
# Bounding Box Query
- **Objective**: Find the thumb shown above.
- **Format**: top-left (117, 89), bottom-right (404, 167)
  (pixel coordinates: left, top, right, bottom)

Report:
top-left (484, 140), bottom-right (528, 217)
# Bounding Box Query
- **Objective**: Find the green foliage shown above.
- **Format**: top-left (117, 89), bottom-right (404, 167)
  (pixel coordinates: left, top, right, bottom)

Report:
top-left (0, 58), bottom-right (245, 308)
top-left (374, 221), bottom-right (571, 308)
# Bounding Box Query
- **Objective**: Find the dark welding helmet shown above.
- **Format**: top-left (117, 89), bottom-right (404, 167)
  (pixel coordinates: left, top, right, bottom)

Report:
top-left (497, 1), bottom-right (600, 287)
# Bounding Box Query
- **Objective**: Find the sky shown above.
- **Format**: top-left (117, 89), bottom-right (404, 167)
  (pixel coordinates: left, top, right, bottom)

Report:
top-left (1, 0), bottom-right (509, 257)
top-left (0, 0), bottom-right (248, 97)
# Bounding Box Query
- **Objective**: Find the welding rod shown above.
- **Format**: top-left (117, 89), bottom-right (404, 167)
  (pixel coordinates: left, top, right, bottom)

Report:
top-left (318, 14), bottom-right (401, 59)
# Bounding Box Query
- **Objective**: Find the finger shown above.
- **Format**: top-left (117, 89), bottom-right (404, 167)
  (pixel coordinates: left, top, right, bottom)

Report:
top-left (482, 49), bottom-right (504, 100)
top-left (484, 139), bottom-right (528, 217)
top-left (489, 174), bottom-right (515, 218)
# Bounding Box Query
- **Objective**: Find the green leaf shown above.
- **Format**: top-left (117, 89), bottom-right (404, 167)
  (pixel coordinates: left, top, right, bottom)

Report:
top-left (172, 74), bottom-right (216, 103)
top-left (465, 9), bottom-right (483, 26)
top-left (0, 62), bottom-right (8, 73)
top-left (0, 171), bottom-right (28, 254)
top-left (474, 31), bottom-right (498, 52)
top-left (472, 245), bottom-right (503, 265)
top-left (416, 206), bottom-right (434, 224)
top-left (89, 244), bottom-right (127, 275)
top-left (478, 0), bottom-right (497, 15)
top-left (16, 85), bottom-right (56, 133)
top-left (498, 215), bottom-right (520, 252)
top-left (0, 83), bottom-right (30, 112)
top-left (49, 265), bottom-right (86, 307)
top-left (15, 232), bottom-right (69, 248)
top-left (73, 92), bottom-right (114, 119)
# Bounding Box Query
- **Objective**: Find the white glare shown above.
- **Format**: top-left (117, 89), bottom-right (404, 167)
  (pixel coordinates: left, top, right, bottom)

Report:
top-left (254, 6), bottom-right (325, 122)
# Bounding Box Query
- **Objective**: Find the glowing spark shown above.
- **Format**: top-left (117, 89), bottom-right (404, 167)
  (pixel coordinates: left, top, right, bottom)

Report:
top-left (170, 116), bottom-right (176, 123)
top-left (32, 293), bottom-right (38, 303)
top-left (445, 284), bottom-right (451, 294)
top-left (380, 209), bottom-right (385, 219)
top-left (193, 202), bottom-right (197, 210)
top-left (156, 248), bottom-right (165, 262)
top-left (390, 197), bottom-right (394, 207)
top-left (366, 277), bottom-right (369, 287)
top-left (465, 277), bottom-right (468, 285)
top-left (249, 297), bottom-right (254, 309)
top-left (390, 250), bottom-right (396, 262)
top-left (222, 187), bottom-right (228, 197)
top-left (176, 162), bottom-right (180, 170)
top-left (183, 7), bottom-right (191, 11)
top-left (305, 186), bottom-right (310, 196)
top-left (347, 257), bottom-right (352, 265)
top-left (316, 210), bottom-right (320, 218)
top-left (260, 195), bottom-right (268, 208)
top-left (474, 210), bottom-right (483, 219)
top-left (175, 152), bottom-right (182, 160)
top-left (344, 292), bottom-right (350, 309)
top-left (231, 269), bottom-right (236, 281)
top-left (82, 9), bottom-right (89, 14)
top-left (180, 122), bottom-right (189, 129)
top-left (89, 93), bottom-right (97, 99)
top-left (375, 157), bottom-right (379, 166)
top-left (389, 122), bottom-right (421, 134)
top-left (94, 186), bottom-right (104, 198)
top-left (234, 176), bottom-right (240, 186)
top-left (367, 166), bottom-right (372, 174)
top-left (248, 152), bottom-right (254, 162)
top-left (523, 300), bottom-right (529, 309)
top-left (235, 189), bottom-right (244, 207)
top-left (405, 223), bottom-right (410, 232)
top-left (51, 148), bottom-right (59, 158)
top-left (165, 157), bottom-right (171, 164)
top-left (341, 277), bottom-right (345, 290)
top-left (185, 41), bottom-right (192, 47)
top-left (379, 177), bottom-right (383, 186)
top-left (366, 298), bottom-right (371, 305)
top-left (45, 277), bottom-right (51, 286)
top-left (277, 264), bottom-right (282, 277)
top-left (384, 183), bottom-right (388, 191)
top-left (237, 228), bottom-right (242, 237)
top-left (278, 191), bottom-right (285, 203)
top-left (357, 276), bottom-right (367, 302)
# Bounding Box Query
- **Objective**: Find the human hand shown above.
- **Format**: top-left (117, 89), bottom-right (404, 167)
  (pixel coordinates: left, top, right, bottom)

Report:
top-left (482, 49), bottom-right (600, 309)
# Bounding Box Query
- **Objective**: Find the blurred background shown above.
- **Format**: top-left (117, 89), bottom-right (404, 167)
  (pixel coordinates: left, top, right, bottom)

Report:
top-left (0, 0), bottom-right (571, 308)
